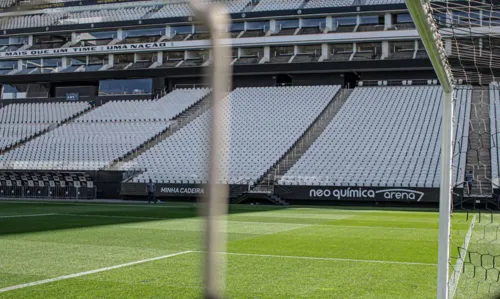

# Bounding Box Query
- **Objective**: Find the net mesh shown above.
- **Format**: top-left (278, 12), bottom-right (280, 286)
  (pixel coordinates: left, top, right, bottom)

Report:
top-left (427, 1), bottom-right (500, 296)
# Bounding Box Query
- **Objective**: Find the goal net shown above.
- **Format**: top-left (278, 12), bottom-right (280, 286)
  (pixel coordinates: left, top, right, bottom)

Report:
top-left (407, 0), bottom-right (500, 297)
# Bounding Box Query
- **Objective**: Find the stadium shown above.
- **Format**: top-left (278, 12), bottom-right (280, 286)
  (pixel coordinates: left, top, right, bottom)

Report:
top-left (0, 0), bottom-right (498, 297)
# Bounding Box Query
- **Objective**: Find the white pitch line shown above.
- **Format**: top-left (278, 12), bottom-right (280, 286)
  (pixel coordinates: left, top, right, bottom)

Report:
top-left (449, 215), bottom-right (476, 299)
top-left (193, 251), bottom-right (436, 266)
top-left (0, 213), bottom-right (56, 219)
top-left (0, 250), bottom-right (193, 294)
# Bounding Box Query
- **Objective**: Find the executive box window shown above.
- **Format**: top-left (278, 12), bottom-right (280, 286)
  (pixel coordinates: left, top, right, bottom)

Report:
top-left (32, 34), bottom-right (71, 50)
top-left (228, 22), bottom-right (244, 32)
top-left (71, 56), bottom-right (87, 66)
top-left (113, 54), bottom-right (134, 69)
top-left (246, 21), bottom-right (269, 31)
top-left (2, 83), bottom-right (49, 99)
top-left (171, 25), bottom-right (193, 40)
top-left (333, 16), bottom-right (357, 32)
top-left (0, 60), bottom-right (17, 75)
top-left (122, 27), bottom-right (165, 44)
top-left (75, 31), bottom-right (116, 47)
top-left (98, 79), bottom-right (153, 95)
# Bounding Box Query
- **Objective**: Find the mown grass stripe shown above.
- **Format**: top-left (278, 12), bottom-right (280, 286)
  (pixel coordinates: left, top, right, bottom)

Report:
top-left (197, 251), bottom-right (437, 266)
top-left (0, 250), bottom-right (193, 294)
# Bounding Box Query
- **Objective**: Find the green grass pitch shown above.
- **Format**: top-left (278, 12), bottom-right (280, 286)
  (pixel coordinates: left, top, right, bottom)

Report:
top-left (0, 200), bottom-right (478, 298)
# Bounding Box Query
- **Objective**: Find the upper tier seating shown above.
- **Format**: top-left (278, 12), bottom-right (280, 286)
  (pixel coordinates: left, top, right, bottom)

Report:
top-left (252, 0), bottom-right (304, 12)
top-left (0, 102), bottom-right (90, 152)
top-left (491, 84), bottom-right (500, 183)
top-left (304, 0), bottom-right (355, 8)
top-left (0, 0), bottom-right (401, 30)
top-left (147, 3), bottom-right (191, 19)
top-left (279, 86), bottom-right (472, 188)
top-left (58, 7), bottom-right (152, 25)
top-left (1, 13), bottom-right (64, 30)
top-left (0, 88), bottom-right (209, 170)
top-left (123, 85), bottom-right (341, 184)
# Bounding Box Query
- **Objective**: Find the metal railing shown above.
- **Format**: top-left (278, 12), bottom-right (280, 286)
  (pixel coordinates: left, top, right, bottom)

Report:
top-left (0, 186), bottom-right (96, 199)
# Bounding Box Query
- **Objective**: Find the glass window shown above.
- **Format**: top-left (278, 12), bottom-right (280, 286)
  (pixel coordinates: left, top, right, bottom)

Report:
top-left (434, 13), bottom-right (448, 27)
top-left (240, 47), bottom-right (261, 57)
top-left (359, 16), bottom-right (380, 25)
top-left (9, 36), bottom-right (29, 44)
top-left (24, 59), bottom-right (42, 69)
top-left (114, 54), bottom-right (134, 64)
top-left (229, 22), bottom-right (244, 32)
top-left (77, 31), bottom-right (116, 41)
top-left (271, 46), bottom-right (294, 56)
top-left (98, 79), bottom-right (153, 95)
top-left (302, 18), bottom-right (324, 28)
top-left (163, 51), bottom-right (184, 61)
top-left (88, 55), bottom-right (108, 65)
top-left (452, 11), bottom-right (480, 25)
top-left (0, 60), bottom-right (16, 69)
top-left (195, 25), bottom-right (209, 33)
top-left (393, 41), bottom-right (414, 52)
top-left (332, 44), bottom-right (353, 53)
top-left (0, 38), bottom-right (9, 46)
top-left (43, 58), bottom-right (61, 67)
top-left (71, 56), bottom-right (87, 66)
top-left (278, 19), bottom-right (299, 29)
top-left (3, 84), bottom-right (21, 93)
top-left (124, 27), bottom-right (165, 38)
top-left (298, 45), bottom-right (321, 54)
top-left (335, 17), bottom-right (357, 26)
top-left (357, 43), bottom-right (381, 54)
top-left (171, 25), bottom-right (193, 35)
top-left (396, 14), bottom-right (412, 23)
top-left (246, 21), bottom-right (269, 31)
top-left (483, 10), bottom-right (500, 26)
top-left (136, 52), bottom-right (157, 62)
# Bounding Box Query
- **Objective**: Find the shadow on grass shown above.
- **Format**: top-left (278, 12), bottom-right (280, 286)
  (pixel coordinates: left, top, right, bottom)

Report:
top-left (0, 199), bottom-right (284, 236)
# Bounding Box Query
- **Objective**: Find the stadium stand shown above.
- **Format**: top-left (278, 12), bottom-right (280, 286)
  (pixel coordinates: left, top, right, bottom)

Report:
top-left (0, 0), bottom-right (15, 8)
top-left (491, 84), bottom-right (500, 183)
top-left (1, 13), bottom-right (64, 30)
top-left (252, 0), bottom-right (304, 12)
top-left (58, 7), bottom-right (153, 25)
top-left (278, 86), bottom-right (471, 188)
top-left (0, 88), bottom-right (209, 170)
top-left (0, 102), bottom-right (90, 152)
top-left (77, 88), bottom-right (210, 122)
top-left (122, 85), bottom-right (341, 184)
top-left (304, 0), bottom-right (354, 8)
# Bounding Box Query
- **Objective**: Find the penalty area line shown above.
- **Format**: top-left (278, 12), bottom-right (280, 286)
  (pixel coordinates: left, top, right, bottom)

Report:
top-left (0, 250), bottom-right (193, 294)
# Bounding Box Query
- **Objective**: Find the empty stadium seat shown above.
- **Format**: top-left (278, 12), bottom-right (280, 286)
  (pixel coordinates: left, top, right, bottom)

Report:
top-left (0, 102), bottom-right (90, 152)
top-left (279, 86), bottom-right (471, 188)
top-left (122, 85), bottom-right (341, 184)
top-left (0, 88), bottom-right (210, 171)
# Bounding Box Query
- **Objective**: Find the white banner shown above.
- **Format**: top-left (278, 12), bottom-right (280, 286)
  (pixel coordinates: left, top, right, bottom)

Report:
top-left (0, 42), bottom-right (175, 58)
top-left (0, 30), bottom-right (419, 59)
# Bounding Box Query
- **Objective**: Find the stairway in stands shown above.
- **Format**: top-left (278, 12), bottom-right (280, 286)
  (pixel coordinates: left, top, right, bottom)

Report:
top-left (465, 87), bottom-right (492, 197)
top-left (234, 88), bottom-right (353, 204)
top-left (107, 93), bottom-right (213, 170)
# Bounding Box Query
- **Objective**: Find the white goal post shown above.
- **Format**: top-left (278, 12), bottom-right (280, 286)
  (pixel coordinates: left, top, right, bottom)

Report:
top-left (405, 0), bottom-right (455, 298)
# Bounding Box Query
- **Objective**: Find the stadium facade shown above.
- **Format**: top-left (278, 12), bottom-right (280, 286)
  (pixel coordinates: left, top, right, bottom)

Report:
top-left (0, 0), bottom-right (498, 206)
